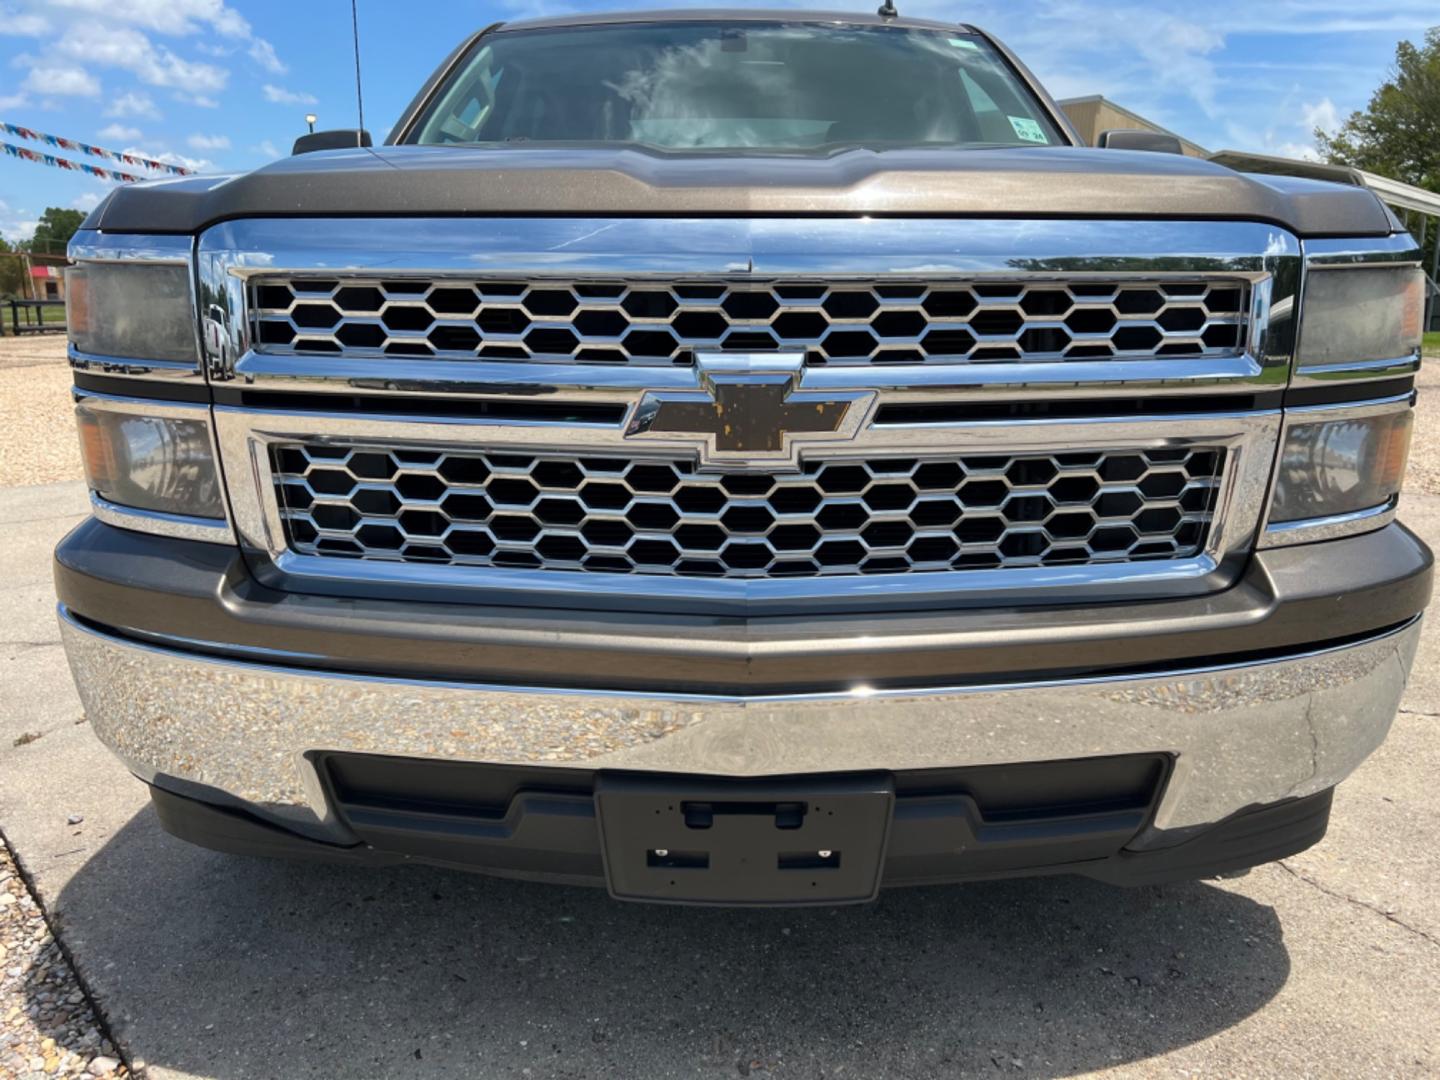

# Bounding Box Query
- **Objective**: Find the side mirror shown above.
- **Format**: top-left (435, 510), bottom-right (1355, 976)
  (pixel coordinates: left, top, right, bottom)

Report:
top-left (1097, 129), bottom-right (1184, 155)
top-left (292, 129), bottom-right (373, 155)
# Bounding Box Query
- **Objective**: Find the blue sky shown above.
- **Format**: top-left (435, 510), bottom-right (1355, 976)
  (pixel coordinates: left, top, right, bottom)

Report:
top-left (0, 0), bottom-right (1435, 242)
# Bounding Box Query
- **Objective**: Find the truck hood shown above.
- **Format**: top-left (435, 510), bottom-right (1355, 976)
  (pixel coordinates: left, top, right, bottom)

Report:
top-left (84, 144), bottom-right (1394, 238)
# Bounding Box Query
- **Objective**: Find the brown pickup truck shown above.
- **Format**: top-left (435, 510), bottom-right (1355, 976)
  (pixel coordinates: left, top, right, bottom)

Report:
top-left (57, 9), bottom-right (1429, 905)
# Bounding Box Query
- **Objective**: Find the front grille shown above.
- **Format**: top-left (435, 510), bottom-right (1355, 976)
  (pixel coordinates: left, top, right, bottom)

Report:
top-left (271, 444), bottom-right (1224, 579)
top-left (251, 278), bottom-right (1250, 367)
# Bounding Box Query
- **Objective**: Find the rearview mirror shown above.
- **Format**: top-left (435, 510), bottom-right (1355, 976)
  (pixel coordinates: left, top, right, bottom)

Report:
top-left (1097, 129), bottom-right (1184, 155)
top-left (292, 129), bottom-right (373, 155)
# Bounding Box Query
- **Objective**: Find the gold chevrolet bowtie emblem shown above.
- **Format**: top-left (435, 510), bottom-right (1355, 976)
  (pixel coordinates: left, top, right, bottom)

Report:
top-left (624, 352), bottom-right (875, 469)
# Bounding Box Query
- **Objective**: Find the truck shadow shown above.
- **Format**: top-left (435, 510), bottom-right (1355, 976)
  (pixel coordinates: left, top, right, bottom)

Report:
top-left (38, 806), bottom-right (1288, 1078)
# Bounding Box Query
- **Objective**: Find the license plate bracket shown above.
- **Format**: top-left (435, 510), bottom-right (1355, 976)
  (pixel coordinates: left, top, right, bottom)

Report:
top-left (595, 774), bottom-right (894, 905)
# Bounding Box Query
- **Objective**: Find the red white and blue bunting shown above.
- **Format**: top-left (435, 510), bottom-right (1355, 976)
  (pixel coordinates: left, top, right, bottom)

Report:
top-left (2, 140), bottom-right (144, 182)
top-left (1, 122), bottom-right (193, 177)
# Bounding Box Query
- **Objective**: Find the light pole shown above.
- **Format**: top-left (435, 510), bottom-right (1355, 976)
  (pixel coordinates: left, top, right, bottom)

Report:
top-left (305, 113), bottom-right (317, 134)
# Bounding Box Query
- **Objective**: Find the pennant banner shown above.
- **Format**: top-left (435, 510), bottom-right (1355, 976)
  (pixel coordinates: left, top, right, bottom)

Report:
top-left (2, 141), bottom-right (143, 183)
top-left (0, 121), bottom-right (192, 176)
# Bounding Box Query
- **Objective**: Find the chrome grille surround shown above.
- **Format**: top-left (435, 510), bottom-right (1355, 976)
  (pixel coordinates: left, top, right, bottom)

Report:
top-left (249, 276), bottom-right (1250, 367)
top-left (271, 443), bottom-right (1224, 578)
top-left (200, 217), bottom-right (1299, 614)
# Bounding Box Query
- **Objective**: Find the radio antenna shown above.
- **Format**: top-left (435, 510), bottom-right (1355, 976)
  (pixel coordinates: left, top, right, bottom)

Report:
top-left (877, 0), bottom-right (898, 17)
top-left (350, 0), bottom-right (366, 144)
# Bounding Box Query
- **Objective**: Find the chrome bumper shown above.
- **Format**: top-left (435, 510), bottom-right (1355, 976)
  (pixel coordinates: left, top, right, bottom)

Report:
top-left (59, 606), bottom-right (1421, 849)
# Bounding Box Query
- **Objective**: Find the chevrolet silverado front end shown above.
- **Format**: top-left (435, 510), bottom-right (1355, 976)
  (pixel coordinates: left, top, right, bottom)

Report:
top-left (56, 10), bottom-right (1431, 905)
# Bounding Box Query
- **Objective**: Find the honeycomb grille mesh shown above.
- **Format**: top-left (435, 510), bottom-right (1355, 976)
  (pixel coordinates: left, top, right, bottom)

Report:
top-left (251, 278), bottom-right (1250, 367)
top-left (271, 444), bottom-right (1225, 579)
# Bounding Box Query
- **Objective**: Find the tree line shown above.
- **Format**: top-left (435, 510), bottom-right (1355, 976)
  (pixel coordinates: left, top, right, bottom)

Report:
top-left (0, 207), bottom-right (86, 298)
top-left (1317, 26), bottom-right (1439, 274)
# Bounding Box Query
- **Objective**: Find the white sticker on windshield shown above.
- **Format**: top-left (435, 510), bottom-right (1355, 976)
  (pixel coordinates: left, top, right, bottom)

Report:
top-left (948, 38), bottom-right (980, 50)
top-left (1008, 115), bottom-right (1048, 143)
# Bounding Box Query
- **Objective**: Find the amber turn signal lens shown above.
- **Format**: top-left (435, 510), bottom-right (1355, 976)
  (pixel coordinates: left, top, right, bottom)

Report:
top-left (76, 409), bottom-right (114, 493)
top-left (1398, 270), bottom-right (1424, 346)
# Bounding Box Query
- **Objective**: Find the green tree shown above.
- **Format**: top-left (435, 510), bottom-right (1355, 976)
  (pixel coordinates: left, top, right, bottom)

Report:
top-left (0, 236), bottom-right (28, 299)
top-left (1316, 27), bottom-right (1439, 273)
top-left (25, 207), bottom-right (86, 257)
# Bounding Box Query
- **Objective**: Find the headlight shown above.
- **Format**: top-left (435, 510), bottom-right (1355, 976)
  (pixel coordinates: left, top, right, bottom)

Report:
top-left (1266, 404), bottom-right (1412, 540)
top-left (66, 261), bottom-right (198, 364)
top-left (76, 401), bottom-right (226, 520)
top-left (1296, 265), bottom-right (1424, 368)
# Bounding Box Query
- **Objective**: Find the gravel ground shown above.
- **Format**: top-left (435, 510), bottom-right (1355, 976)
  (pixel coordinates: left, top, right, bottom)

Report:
top-left (0, 337), bottom-right (80, 489)
top-left (1406, 353), bottom-right (1440, 495)
top-left (0, 843), bottom-right (125, 1080)
top-left (0, 336), bottom-right (124, 1079)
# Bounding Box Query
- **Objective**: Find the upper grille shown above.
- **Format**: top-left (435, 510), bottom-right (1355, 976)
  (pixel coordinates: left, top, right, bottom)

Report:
top-left (251, 278), bottom-right (1250, 367)
top-left (271, 443), bottom-right (1224, 579)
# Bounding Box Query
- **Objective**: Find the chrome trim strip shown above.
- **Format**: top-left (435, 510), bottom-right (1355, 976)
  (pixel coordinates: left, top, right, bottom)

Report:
top-left (215, 405), bottom-right (1279, 613)
top-left (68, 230), bottom-right (191, 264)
top-left (71, 388), bottom-right (211, 419)
top-left (58, 603), bottom-right (1421, 844)
top-left (203, 218), bottom-right (1299, 277)
top-left (261, 550), bottom-right (1225, 612)
top-left (1303, 234), bottom-right (1424, 268)
top-left (1279, 391), bottom-right (1415, 417)
top-left (1262, 499), bottom-right (1397, 547)
top-left (69, 344), bottom-right (202, 382)
top-left (1290, 353), bottom-right (1421, 385)
top-left (90, 492), bottom-right (235, 545)
top-left (230, 353), bottom-right (1275, 403)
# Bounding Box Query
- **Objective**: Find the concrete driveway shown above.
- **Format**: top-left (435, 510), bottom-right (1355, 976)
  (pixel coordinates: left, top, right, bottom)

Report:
top-left (1, 366), bottom-right (1438, 1077)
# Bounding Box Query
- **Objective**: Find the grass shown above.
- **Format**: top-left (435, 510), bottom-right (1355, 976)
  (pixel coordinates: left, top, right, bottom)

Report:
top-left (1425, 331), bottom-right (1440, 356)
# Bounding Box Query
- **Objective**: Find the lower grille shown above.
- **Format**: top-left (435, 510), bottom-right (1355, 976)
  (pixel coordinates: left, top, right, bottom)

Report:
top-left (271, 444), bottom-right (1224, 579)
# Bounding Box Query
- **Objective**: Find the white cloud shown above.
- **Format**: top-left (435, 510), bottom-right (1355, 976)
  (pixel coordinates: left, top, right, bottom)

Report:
top-left (187, 132), bottom-right (229, 150)
top-left (248, 37), bottom-right (285, 75)
top-left (262, 84), bottom-right (317, 106)
top-left (43, 0), bottom-right (250, 38)
top-left (71, 191), bottom-right (104, 211)
top-left (21, 61), bottom-right (101, 97)
top-left (176, 92), bottom-right (219, 108)
top-left (57, 23), bottom-right (228, 92)
top-left (104, 90), bottom-right (159, 119)
top-left (1302, 98), bottom-right (1342, 137)
top-left (0, 198), bottom-right (39, 242)
top-left (98, 122), bottom-right (142, 141)
top-left (1221, 118), bottom-right (1322, 162)
top-left (999, 5), bottom-right (1227, 117)
top-left (0, 11), bottom-right (49, 35)
top-left (254, 139), bottom-right (282, 159)
top-left (0, 91), bottom-right (28, 110)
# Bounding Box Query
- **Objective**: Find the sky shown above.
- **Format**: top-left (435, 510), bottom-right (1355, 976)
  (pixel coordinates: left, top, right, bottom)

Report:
top-left (0, 0), bottom-right (1436, 243)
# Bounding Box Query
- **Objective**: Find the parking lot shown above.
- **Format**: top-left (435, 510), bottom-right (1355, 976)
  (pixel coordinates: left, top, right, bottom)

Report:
top-left (1, 334), bottom-right (1437, 1078)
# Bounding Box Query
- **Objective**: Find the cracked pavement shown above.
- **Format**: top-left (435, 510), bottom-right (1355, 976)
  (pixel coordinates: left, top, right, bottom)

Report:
top-left (0, 344), bottom-right (1436, 1077)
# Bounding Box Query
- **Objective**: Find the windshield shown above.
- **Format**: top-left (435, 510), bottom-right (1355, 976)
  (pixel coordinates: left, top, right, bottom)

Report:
top-left (407, 21), bottom-right (1064, 152)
